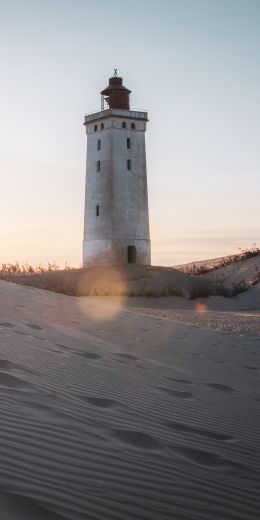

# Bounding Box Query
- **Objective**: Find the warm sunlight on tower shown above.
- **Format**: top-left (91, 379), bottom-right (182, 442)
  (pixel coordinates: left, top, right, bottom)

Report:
top-left (83, 71), bottom-right (151, 266)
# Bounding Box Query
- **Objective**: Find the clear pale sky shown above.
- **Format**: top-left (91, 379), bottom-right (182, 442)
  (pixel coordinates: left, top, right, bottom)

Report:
top-left (0, 0), bottom-right (259, 266)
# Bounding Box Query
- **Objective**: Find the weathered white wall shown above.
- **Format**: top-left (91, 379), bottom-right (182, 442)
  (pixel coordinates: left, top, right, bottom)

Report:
top-left (83, 109), bottom-right (151, 265)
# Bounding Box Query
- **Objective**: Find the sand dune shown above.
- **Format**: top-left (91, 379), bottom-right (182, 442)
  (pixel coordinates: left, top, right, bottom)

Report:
top-left (0, 265), bottom-right (206, 297)
top-left (3, 257), bottom-right (260, 300)
top-left (176, 253), bottom-right (260, 289)
top-left (0, 280), bottom-right (260, 519)
top-left (197, 255), bottom-right (260, 289)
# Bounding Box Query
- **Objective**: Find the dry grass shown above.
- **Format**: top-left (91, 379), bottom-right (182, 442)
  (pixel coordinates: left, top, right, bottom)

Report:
top-left (1, 250), bottom-right (259, 299)
top-left (0, 261), bottom-right (78, 279)
top-left (0, 263), bottom-right (242, 299)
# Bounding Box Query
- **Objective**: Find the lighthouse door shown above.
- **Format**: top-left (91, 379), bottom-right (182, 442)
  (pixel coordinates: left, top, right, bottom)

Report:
top-left (127, 246), bottom-right (136, 264)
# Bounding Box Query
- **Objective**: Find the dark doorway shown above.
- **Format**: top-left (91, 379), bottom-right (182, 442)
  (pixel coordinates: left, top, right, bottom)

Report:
top-left (128, 246), bottom-right (136, 264)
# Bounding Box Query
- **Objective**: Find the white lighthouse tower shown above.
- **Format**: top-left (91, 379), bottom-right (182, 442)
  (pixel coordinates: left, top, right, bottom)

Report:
top-left (83, 71), bottom-right (151, 265)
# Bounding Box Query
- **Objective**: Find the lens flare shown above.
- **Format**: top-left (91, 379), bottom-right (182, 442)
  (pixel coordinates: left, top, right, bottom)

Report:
top-left (78, 295), bottom-right (126, 322)
top-left (76, 267), bottom-right (127, 321)
top-left (195, 302), bottom-right (208, 313)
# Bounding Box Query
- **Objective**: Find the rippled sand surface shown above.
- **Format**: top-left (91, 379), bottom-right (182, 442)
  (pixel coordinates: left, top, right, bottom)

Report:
top-left (0, 281), bottom-right (259, 519)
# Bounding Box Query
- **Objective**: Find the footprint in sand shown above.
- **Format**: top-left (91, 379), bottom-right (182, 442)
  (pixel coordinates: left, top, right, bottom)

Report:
top-left (0, 360), bottom-right (35, 377)
top-left (113, 429), bottom-right (160, 449)
top-left (0, 360), bottom-right (18, 370)
top-left (44, 345), bottom-right (66, 355)
top-left (0, 372), bottom-right (32, 389)
top-left (74, 351), bottom-right (102, 360)
top-left (0, 490), bottom-right (65, 520)
top-left (51, 343), bottom-right (73, 355)
top-left (174, 446), bottom-right (253, 474)
top-left (54, 343), bottom-right (71, 351)
top-left (0, 322), bottom-right (16, 328)
top-left (26, 324), bottom-right (43, 331)
top-left (24, 401), bottom-right (69, 422)
top-left (166, 420), bottom-right (233, 441)
top-left (166, 377), bottom-right (192, 385)
top-left (205, 383), bottom-right (234, 393)
top-left (113, 353), bottom-right (138, 362)
top-left (158, 387), bottom-right (194, 399)
top-left (77, 396), bottom-right (115, 408)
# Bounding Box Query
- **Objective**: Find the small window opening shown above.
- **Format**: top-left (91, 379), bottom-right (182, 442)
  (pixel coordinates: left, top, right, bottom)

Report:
top-left (131, 123), bottom-right (135, 129)
top-left (128, 246), bottom-right (136, 264)
top-left (97, 160), bottom-right (100, 171)
top-left (122, 122), bottom-right (126, 128)
top-left (127, 138), bottom-right (131, 149)
top-left (97, 139), bottom-right (101, 151)
top-left (101, 123), bottom-right (104, 130)
top-left (94, 124), bottom-right (97, 132)
top-left (127, 159), bottom-right (131, 170)
top-left (96, 205), bottom-right (99, 216)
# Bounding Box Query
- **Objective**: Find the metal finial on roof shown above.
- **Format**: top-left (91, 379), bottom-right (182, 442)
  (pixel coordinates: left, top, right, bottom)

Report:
top-left (113, 68), bottom-right (118, 77)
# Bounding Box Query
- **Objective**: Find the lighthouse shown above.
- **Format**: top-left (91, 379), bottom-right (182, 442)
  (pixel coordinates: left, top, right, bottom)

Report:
top-left (83, 71), bottom-right (151, 265)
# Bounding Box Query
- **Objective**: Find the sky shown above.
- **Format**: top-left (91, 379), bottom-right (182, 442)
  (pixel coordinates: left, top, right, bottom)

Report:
top-left (0, 0), bottom-right (259, 266)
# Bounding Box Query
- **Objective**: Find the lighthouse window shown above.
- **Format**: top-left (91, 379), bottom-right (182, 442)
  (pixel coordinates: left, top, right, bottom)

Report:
top-left (131, 123), bottom-right (136, 129)
top-left (122, 122), bottom-right (126, 128)
top-left (96, 205), bottom-right (99, 216)
top-left (127, 159), bottom-right (132, 170)
top-left (96, 160), bottom-right (100, 171)
top-left (94, 124), bottom-right (97, 132)
top-left (127, 138), bottom-right (131, 149)
top-left (128, 246), bottom-right (136, 264)
top-left (97, 140), bottom-right (101, 150)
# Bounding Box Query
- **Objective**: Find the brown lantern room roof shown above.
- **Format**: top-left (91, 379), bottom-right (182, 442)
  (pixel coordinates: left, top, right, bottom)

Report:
top-left (101, 71), bottom-right (131, 110)
top-left (101, 76), bottom-right (131, 95)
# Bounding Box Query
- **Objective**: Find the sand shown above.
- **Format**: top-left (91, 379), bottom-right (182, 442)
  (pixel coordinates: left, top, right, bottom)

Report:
top-left (0, 280), bottom-right (260, 519)
top-left (176, 254), bottom-right (260, 289)
top-left (0, 265), bottom-right (208, 297)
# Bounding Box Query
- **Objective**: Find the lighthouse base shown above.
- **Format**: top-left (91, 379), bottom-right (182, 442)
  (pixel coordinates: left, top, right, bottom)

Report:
top-left (83, 239), bottom-right (151, 266)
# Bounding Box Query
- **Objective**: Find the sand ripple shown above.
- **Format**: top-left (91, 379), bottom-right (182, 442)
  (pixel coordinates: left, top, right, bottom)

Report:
top-left (0, 282), bottom-right (259, 519)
